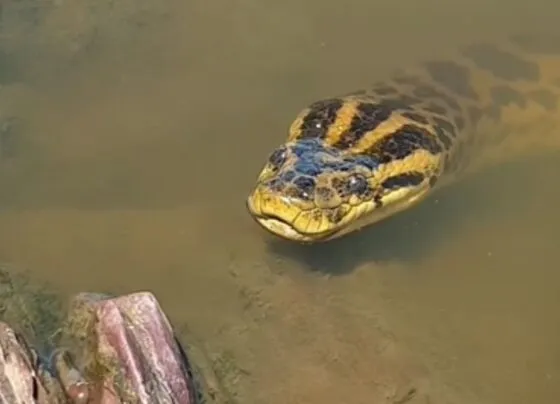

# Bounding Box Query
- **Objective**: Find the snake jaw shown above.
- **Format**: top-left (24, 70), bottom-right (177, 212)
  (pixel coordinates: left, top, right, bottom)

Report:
top-left (248, 177), bottom-right (435, 242)
top-left (252, 215), bottom-right (333, 243)
top-left (246, 188), bottom-right (338, 242)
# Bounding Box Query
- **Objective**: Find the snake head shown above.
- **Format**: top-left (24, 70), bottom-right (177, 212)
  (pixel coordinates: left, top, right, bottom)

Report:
top-left (248, 136), bottom-right (440, 242)
top-left (247, 138), bottom-right (388, 242)
top-left (53, 291), bottom-right (205, 403)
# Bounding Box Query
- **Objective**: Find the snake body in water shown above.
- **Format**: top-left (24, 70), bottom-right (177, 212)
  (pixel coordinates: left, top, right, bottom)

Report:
top-left (247, 34), bottom-right (560, 242)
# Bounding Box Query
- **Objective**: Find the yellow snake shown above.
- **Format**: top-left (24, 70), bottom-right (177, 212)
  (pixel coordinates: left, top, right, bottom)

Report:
top-left (247, 34), bottom-right (560, 243)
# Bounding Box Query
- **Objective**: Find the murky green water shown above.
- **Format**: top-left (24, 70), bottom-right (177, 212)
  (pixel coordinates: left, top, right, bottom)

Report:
top-left (0, 1), bottom-right (558, 403)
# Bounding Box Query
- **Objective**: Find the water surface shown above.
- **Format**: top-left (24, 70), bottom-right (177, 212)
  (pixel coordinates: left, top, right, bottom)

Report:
top-left (0, 1), bottom-right (558, 403)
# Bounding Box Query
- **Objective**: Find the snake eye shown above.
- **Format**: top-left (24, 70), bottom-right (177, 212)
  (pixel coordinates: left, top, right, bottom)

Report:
top-left (268, 147), bottom-right (287, 169)
top-left (346, 174), bottom-right (369, 195)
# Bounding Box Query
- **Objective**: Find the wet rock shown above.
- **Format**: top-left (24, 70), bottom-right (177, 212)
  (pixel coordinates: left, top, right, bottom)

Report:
top-left (0, 267), bottom-right (225, 403)
top-left (57, 292), bottom-right (206, 403)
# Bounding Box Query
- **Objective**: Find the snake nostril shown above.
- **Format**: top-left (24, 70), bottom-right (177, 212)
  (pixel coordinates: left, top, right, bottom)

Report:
top-left (268, 147), bottom-right (287, 169)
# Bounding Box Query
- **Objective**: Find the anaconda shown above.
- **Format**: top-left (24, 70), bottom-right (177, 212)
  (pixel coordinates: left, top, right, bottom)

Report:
top-left (247, 33), bottom-right (560, 242)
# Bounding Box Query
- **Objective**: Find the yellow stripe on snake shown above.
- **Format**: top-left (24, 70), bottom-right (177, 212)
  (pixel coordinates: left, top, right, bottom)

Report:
top-left (247, 34), bottom-right (560, 243)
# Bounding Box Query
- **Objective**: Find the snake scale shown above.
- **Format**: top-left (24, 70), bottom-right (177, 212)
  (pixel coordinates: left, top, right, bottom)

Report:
top-left (247, 33), bottom-right (560, 242)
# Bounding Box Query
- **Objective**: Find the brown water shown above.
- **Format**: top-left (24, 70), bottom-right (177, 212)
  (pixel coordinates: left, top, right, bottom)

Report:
top-left (0, 1), bottom-right (559, 403)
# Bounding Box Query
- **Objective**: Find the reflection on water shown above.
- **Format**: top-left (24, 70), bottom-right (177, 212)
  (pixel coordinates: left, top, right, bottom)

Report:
top-left (0, 0), bottom-right (559, 403)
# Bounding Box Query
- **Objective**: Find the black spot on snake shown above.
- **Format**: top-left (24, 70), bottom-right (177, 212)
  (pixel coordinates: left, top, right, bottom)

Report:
top-left (345, 174), bottom-right (369, 195)
top-left (422, 103), bottom-right (448, 116)
top-left (411, 84), bottom-right (462, 112)
top-left (462, 43), bottom-right (540, 81)
top-left (490, 85), bottom-right (526, 109)
top-left (333, 102), bottom-right (392, 149)
top-left (331, 161), bottom-right (356, 172)
top-left (432, 117), bottom-right (457, 138)
top-left (381, 172), bottom-right (425, 189)
top-left (412, 84), bottom-right (445, 99)
top-left (509, 34), bottom-right (560, 55)
top-left (402, 112), bottom-right (430, 125)
top-left (384, 95), bottom-right (422, 110)
top-left (268, 147), bottom-right (287, 169)
top-left (527, 89), bottom-right (559, 110)
top-left (371, 85), bottom-right (399, 96)
top-left (424, 60), bottom-right (478, 99)
top-left (330, 177), bottom-right (344, 192)
top-left (353, 155), bottom-right (380, 171)
top-left (368, 124), bottom-right (443, 163)
top-left (293, 176), bottom-right (316, 199)
top-left (433, 125), bottom-right (453, 150)
top-left (444, 144), bottom-right (468, 174)
top-left (298, 98), bottom-right (344, 139)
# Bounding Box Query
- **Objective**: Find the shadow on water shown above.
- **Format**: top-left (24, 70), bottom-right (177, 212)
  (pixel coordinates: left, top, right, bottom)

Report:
top-left (266, 152), bottom-right (558, 275)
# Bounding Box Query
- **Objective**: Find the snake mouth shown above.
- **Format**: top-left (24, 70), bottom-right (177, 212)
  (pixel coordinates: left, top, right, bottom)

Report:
top-left (247, 196), bottom-right (339, 242)
top-left (252, 214), bottom-right (337, 243)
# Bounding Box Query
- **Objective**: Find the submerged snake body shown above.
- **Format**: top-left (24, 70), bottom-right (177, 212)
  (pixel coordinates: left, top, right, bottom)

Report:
top-left (247, 34), bottom-right (560, 242)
